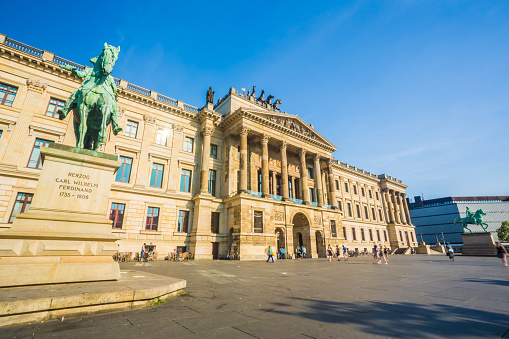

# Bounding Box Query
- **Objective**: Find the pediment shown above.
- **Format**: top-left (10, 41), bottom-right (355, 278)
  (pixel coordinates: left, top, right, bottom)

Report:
top-left (244, 109), bottom-right (337, 150)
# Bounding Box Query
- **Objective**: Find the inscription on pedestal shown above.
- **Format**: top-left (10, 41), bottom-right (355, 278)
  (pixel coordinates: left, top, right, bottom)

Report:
top-left (56, 172), bottom-right (100, 200)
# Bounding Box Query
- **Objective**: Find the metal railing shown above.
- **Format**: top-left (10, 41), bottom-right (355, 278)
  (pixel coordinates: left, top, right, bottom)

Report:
top-left (5, 38), bottom-right (43, 57)
top-left (247, 190), bottom-right (262, 198)
top-left (290, 198), bottom-right (303, 204)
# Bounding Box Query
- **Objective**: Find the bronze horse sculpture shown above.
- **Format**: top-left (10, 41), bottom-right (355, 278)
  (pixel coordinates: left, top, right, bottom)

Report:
top-left (58, 43), bottom-right (122, 151)
top-left (454, 207), bottom-right (489, 233)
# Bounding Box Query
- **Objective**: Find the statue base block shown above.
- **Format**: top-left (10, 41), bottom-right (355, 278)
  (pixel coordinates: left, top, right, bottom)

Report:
top-left (461, 232), bottom-right (496, 256)
top-left (0, 144), bottom-right (121, 287)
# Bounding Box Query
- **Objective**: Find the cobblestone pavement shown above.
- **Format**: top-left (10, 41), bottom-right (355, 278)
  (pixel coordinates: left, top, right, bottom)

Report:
top-left (2, 255), bottom-right (509, 338)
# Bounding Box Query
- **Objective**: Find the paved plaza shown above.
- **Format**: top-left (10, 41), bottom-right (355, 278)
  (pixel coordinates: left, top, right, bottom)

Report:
top-left (2, 255), bottom-right (509, 338)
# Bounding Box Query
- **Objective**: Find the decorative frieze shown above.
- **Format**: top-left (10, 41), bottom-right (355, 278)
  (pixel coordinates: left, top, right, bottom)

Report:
top-left (274, 211), bottom-right (284, 221)
top-left (26, 78), bottom-right (47, 93)
top-left (266, 115), bottom-right (318, 140)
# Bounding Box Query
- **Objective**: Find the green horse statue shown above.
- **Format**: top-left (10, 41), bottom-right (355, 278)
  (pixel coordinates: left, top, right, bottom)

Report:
top-left (453, 207), bottom-right (489, 233)
top-left (57, 43), bottom-right (122, 151)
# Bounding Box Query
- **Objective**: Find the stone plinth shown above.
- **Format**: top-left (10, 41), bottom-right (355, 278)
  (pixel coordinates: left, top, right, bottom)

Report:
top-left (0, 144), bottom-right (121, 287)
top-left (461, 232), bottom-right (496, 256)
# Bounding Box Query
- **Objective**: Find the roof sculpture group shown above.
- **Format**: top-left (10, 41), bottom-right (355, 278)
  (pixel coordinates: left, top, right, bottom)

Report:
top-left (249, 86), bottom-right (282, 112)
top-left (58, 43), bottom-right (122, 151)
top-left (454, 207), bottom-right (489, 233)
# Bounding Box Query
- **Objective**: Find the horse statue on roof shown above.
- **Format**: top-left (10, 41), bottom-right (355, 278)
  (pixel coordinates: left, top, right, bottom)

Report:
top-left (453, 207), bottom-right (488, 233)
top-left (58, 43), bottom-right (122, 151)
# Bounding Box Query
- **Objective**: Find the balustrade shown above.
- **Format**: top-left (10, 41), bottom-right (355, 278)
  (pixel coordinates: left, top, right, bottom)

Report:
top-left (5, 38), bottom-right (43, 57)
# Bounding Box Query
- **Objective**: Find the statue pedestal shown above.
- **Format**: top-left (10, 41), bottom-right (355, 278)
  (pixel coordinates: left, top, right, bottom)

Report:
top-left (0, 144), bottom-right (121, 287)
top-left (461, 232), bottom-right (496, 256)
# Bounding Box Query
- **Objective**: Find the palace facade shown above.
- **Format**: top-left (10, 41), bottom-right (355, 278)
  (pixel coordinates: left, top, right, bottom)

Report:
top-left (0, 34), bottom-right (417, 260)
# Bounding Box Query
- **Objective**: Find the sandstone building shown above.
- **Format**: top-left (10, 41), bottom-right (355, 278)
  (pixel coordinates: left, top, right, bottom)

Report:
top-left (0, 34), bottom-right (417, 260)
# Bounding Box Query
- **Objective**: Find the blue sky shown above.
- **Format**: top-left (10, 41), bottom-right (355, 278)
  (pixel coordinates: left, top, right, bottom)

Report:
top-left (2, 0), bottom-right (508, 200)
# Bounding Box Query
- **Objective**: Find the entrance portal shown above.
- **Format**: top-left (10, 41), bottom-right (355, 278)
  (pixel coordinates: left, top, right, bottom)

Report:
top-left (292, 212), bottom-right (311, 258)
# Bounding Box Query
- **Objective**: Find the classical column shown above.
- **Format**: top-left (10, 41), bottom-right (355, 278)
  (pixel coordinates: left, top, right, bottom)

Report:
top-left (291, 176), bottom-right (296, 199)
top-left (280, 141), bottom-right (290, 201)
top-left (392, 191), bottom-right (401, 224)
top-left (299, 149), bottom-right (310, 204)
top-left (200, 126), bottom-right (213, 193)
top-left (396, 193), bottom-right (405, 224)
top-left (402, 193), bottom-right (412, 225)
top-left (314, 154), bottom-right (324, 206)
top-left (384, 189), bottom-right (395, 223)
top-left (239, 127), bottom-right (249, 193)
top-left (272, 171), bottom-right (277, 195)
top-left (261, 134), bottom-right (270, 198)
top-left (327, 159), bottom-right (337, 208)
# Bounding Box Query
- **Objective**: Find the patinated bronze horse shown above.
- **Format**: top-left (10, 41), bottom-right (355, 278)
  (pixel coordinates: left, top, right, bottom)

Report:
top-left (58, 43), bottom-right (122, 150)
top-left (454, 208), bottom-right (488, 233)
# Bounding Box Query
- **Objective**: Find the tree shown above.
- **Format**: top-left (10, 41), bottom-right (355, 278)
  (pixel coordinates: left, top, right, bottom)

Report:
top-left (496, 221), bottom-right (509, 242)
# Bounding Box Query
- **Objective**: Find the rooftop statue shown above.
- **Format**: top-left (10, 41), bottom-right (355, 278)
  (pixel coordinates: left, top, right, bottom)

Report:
top-left (273, 98), bottom-right (282, 111)
top-left (454, 207), bottom-right (489, 233)
top-left (266, 94), bottom-right (274, 106)
top-left (58, 43), bottom-right (122, 151)
top-left (257, 89), bottom-right (265, 102)
top-left (206, 86), bottom-right (214, 104)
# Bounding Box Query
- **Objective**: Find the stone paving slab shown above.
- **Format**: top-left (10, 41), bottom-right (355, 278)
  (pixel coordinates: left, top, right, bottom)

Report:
top-left (0, 270), bottom-right (186, 327)
top-left (1, 255), bottom-right (509, 338)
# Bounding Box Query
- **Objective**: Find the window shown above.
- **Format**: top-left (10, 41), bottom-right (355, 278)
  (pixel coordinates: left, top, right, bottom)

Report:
top-left (254, 210), bottom-right (263, 233)
top-left (384, 231), bottom-right (388, 242)
top-left (361, 228), bottom-right (365, 241)
top-left (125, 120), bottom-right (138, 138)
top-left (178, 210), bottom-right (189, 232)
top-left (0, 130), bottom-right (2, 138)
top-left (156, 128), bottom-right (168, 146)
top-left (352, 227), bottom-right (357, 240)
top-left (379, 209), bottom-right (383, 222)
top-left (343, 227), bottom-right (347, 240)
top-left (337, 201), bottom-right (342, 210)
top-left (330, 220), bottom-right (337, 237)
top-left (356, 204), bottom-right (361, 218)
top-left (372, 208), bottom-right (376, 220)
top-left (145, 207), bottom-right (159, 231)
top-left (0, 83), bottom-right (18, 106)
top-left (180, 169), bottom-right (192, 192)
top-left (150, 163), bottom-right (164, 188)
top-left (399, 231), bottom-right (403, 243)
top-left (335, 180), bottom-right (339, 190)
top-left (110, 203), bottom-right (125, 229)
top-left (411, 232), bottom-right (415, 243)
top-left (307, 168), bottom-right (313, 179)
top-left (258, 170), bottom-right (262, 192)
top-left (344, 183), bottom-right (349, 193)
top-left (27, 138), bottom-right (51, 169)
top-left (45, 98), bottom-right (65, 118)
top-left (364, 206), bottom-right (369, 219)
top-left (288, 179), bottom-right (292, 198)
top-left (376, 230), bottom-right (381, 242)
top-left (361, 187), bottom-right (365, 196)
top-left (309, 188), bottom-right (314, 203)
top-left (115, 156), bottom-right (133, 183)
top-left (184, 137), bottom-right (194, 152)
top-left (237, 146), bottom-right (240, 159)
top-left (347, 203), bottom-right (352, 217)
top-left (208, 169), bottom-right (216, 196)
top-left (211, 212), bottom-right (220, 233)
top-left (210, 144), bottom-right (218, 159)
top-left (369, 229), bottom-right (373, 241)
top-left (9, 192), bottom-right (33, 223)
top-left (376, 191), bottom-right (379, 200)
top-left (353, 185), bottom-right (357, 195)
top-left (369, 190), bottom-right (373, 199)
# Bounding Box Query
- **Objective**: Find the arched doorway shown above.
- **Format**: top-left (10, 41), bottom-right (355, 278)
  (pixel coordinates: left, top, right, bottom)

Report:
top-left (275, 228), bottom-right (285, 251)
top-left (315, 231), bottom-right (326, 258)
top-left (292, 212), bottom-right (311, 258)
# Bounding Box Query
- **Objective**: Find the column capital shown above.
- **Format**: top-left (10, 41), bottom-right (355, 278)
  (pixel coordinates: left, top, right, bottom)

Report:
top-left (314, 153), bottom-right (321, 162)
top-left (201, 126), bottom-right (214, 136)
top-left (261, 134), bottom-right (270, 144)
top-left (239, 127), bottom-right (250, 136)
top-left (299, 148), bottom-right (307, 157)
top-left (280, 140), bottom-right (288, 150)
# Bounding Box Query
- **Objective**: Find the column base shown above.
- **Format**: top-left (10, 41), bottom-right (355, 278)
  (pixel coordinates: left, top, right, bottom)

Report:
top-left (303, 201), bottom-right (311, 205)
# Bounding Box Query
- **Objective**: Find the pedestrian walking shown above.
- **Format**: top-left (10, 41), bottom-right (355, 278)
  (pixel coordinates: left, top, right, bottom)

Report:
top-left (383, 246), bottom-right (388, 264)
top-left (282, 247), bottom-right (286, 259)
top-left (336, 245), bottom-right (341, 261)
top-left (302, 246), bottom-right (307, 259)
top-left (373, 244), bottom-right (379, 264)
top-left (446, 242), bottom-right (454, 261)
top-left (327, 245), bottom-right (334, 262)
top-left (267, 246), bottom-right (275, 262)
top-left (496, 242), bottom-right (508, 266)
top-left (343, 245), bottom-right (348, 261)
top-left (140, 243), bottom-right (146, 261)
